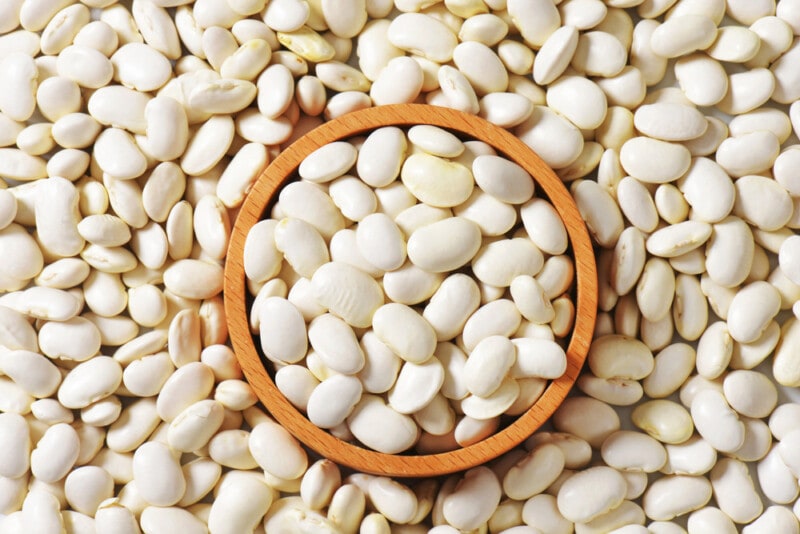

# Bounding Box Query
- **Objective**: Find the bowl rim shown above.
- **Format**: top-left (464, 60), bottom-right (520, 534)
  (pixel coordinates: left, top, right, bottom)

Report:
top-left (224, 103), bottom-right (598, 477)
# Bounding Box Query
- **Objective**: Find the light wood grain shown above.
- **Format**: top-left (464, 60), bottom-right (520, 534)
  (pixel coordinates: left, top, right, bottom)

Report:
top-left (224, 104), bottom-right (598, 477)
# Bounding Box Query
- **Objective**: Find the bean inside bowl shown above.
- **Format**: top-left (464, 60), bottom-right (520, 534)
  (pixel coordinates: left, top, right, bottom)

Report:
top-left (224, 103), bottom-right (597, 477)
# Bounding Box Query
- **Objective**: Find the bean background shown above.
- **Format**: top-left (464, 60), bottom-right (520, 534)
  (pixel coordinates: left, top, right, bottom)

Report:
top-left (1, 0), bottom-right (800, 532)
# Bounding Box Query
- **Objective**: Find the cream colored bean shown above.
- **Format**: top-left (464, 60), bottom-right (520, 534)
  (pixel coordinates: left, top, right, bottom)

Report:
top-left (21, 490), bottom-right (63, 534)
top-left (299, 459), bottom-right (341, 511)
top-left (35, 258), bottom-right (89, 290)
top-left (571, 30), bottom-right (627, 78)
top-left (0, 149), bottom-right (46, 182)
top-left (382, 261), bottom-right (442, 305)
top-left (733, 174), bottom-right (793, 232)
top-left (757, 444), bottom-right (799, 504)
top-left (723, 370), bottom-right (777, 419)
top-left (132, 0), bottom-right (181, 59)
top-left (650, 15), bottom-right (717, 58)
top-left (45, 148), bottom-right (88, 182)
top-left (57, 45), bottom-right (114, 88)
top-left (460, 299), bottom-right (521, 353)
top-left (36, 76), bottom-right (80, 123)
top-left (675, 158), bottom-right (734, 224)
top-left (94, 127), bottom-right (148, 180)
top-left (312, 261), bottom-right (383, 328)
top-left (620, 136), bottom-right (692, 184)
top-left (473, 238), bottom-right (543, 288)
top-left (277, 25), bottom-right (336, 63)
top-left (551, 397), bottom-right (619, 449)
top-left (275, 366), bottom-right (318, 410)
top-left (366, 477), bottom-right (417, 524)
top-left (77, 214), bottom-right (131, 247)
top-left (58, 356), bottom-right (122, 409)
top-left (52, 112), bottom-right (101, 149)
top-left (325, 176), bottom-right (375, 223)
top-left (209, 430), bottom-right (259, 470)
top-left (516, 106), bottom-right (584, 170)
top-left (747, 15), bottom-right (793, 68)
top-left (0, 53), bottom-right (37, 122)
top-left (629, 18), bottom-right (666, 86)
top-left (533, 25), bottom-right (578, 86)
top-left (731, 320), bottom-right (780, 371)
top-left (165, 308), bottom-right (199, 367)
top-left (347, 394), bottom-right (418, 454)
top-left (642, 475), bottom-right (712, 521)
top-left (633, 103), bottom-right (706, 142)
top-left (632, 399), bottom-right (693, 444)
top-left (15, 123), bottom-right (53, 157)
top-left (31, 423), bottom-right (80, 482)
top-left (442, 467), bottom-right (501, 531)
top-left (353, 334), bottom-right (399, 396)
top-left (264, 496), bottom-right (341, 533)
top-left (506, 0), bottom-right (560, 47)
top-left (191, 194), bottom-right (230, 260)
top-left (690, 388), bottom-right (745, 454)
top-left (609, 226), bottom-right (646, 296)
top-left (260, 0), bottom-right (306, 30)
top-left (39, 316), bottom-right (102, 362)
top-left (208, 471), bottom-right (274, 534)
top-left (673, 54), bottom-right (728, 107)
top-left (387, 13), bottom-right (457, 62)
top-left (168, 399), bottom-right (225, 452)
top-left (163, 259), bottom-right (223, 300)
top-left (405, 217), bottom-right (481, 273)
top-left (140, 506), bottom-right (207, 533)
top-left (771, 39), bottom-right (800, 104)
top-left (557, 466), bottom-right (627, 523)
top-left (132, 441), bottom-right (185, 507)
top-left (660, 435), bottom-right (716, 478)
top-left (0, 113), bottom-right (24, 149)
top-left (156, 362), bottom-right (214, 422)
top-left (104, 398), bottom-right (160, 454)
top-left (588, 335), bottom-right (654, 380)
top-left (12, 286), bottom-right (82, 321)
top-left (0, 0), bottom-right (23, 34)
top-left (34, 176), bottom-right (83, 258)
top-left (727, 281), bottom-right (781, 344)
top-left (547, 76), bottom-right (608, 131)
top-left (0, 223), bottom-right (41, 282)
top-left (401, 153), bottom-right (474, 208)
top-left (670, 273), bottom-right (706, 342)
top-left (744, 506), bottom-right (800, 534)
top-left (716, 130), bottom-right (780, 178)
top-left (73, 19), bottom-right (119, 55)
top-left (695, 321), bottom-right (733, 379)
top-left (572, 179), bottom-right (624, 247)
top-left (646, 221), bottom-right (712, 259)
top-left (0, 413), bottom-right (29, 479)
top-left (709, 458), bottom-right (762, 524)
top-left (220, 39), bottom-right (271, 80)
top-left (308, 313), bottom-right (364, 374)
top-left (478, 92), bottom-right (533, 130)
top-left (500, 445), bottom-right (563, 504)
top-left (307, 375), bottom-right (362, 429)
top-left (508, 338), bottom-right (565, 380)
top-left (123, 352), bottom-right (174, 397)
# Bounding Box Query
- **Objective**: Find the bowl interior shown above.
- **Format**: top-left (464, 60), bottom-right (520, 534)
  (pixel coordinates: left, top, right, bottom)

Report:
top-left (223, 104), bottom-right (598, 477)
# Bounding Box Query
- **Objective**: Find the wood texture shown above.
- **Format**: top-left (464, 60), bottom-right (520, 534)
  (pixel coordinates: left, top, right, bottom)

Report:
top-left (224, 104), bottom-right (598, 477)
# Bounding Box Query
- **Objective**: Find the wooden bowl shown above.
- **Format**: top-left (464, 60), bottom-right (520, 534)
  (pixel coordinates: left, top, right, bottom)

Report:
top-left (224, 104), bottom-right (598, 477)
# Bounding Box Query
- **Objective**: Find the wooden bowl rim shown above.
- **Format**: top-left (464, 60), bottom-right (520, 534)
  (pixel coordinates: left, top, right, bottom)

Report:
top-left (224, 103), bottom-right (598, 477)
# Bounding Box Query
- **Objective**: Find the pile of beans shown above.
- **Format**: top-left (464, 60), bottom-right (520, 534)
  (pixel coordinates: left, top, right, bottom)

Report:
top-left (246, 126), bottom-right (575, 454)
top-left (0, 0), bottom-right (800, 532)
